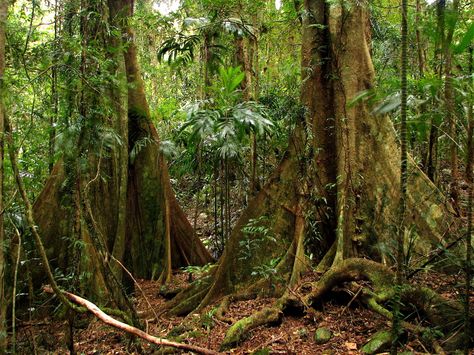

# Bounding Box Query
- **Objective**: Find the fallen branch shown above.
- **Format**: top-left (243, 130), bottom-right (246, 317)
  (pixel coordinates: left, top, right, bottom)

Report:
top-left (43, 286), bottom-right (220, 355)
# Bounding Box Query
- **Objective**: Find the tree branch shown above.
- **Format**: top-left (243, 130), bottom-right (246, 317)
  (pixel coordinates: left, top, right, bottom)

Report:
top-left (43, 286), bottom-right (220, 355)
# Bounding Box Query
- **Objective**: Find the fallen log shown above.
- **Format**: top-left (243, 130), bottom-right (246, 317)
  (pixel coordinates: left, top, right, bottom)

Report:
top-left (43, 286), bottom-right (220, 355)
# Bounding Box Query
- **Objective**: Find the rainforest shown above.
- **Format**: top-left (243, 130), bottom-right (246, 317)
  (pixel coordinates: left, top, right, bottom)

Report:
top-left (0, 0), bottom-right (473, 353)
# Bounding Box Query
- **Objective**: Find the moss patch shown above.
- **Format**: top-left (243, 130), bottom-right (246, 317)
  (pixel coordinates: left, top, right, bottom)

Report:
top-left (314, 327), bottom-right (332, 344)
top-left (361, 330), bottom-right (392, 354)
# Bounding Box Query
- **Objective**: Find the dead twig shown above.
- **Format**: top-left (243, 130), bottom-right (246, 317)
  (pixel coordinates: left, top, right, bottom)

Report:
top-left (340, 285), bottom-right (363, 316)
top-left (110, 254), bottom-right (159, 322)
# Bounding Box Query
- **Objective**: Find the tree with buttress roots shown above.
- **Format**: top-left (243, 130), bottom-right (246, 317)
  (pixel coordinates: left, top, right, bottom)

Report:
top-left (167, 0), bottom-right (471, 350)
top-left (31, 0), bottom-right (212, 302)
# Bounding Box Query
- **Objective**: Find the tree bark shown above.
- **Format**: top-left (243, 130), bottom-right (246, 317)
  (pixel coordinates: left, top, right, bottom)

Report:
top-left (392, 0), bottom-right (409, 350)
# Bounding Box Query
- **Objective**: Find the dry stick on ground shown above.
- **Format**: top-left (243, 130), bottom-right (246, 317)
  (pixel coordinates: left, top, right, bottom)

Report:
top-left (340, 284), bottom-right (363, 316)
top-left (43, 286), bottom-right (220, 355)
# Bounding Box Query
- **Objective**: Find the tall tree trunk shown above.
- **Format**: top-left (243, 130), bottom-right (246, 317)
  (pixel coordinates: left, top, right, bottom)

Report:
top-left (392, 0), bottom-right (409, 350)
top-left (416, 0), bottom-right (430, 168)
top-left (107, 0), bottom-right (129, 283)
top-left (49, 0), bottom-right (58, 173)
top-left (0, 0), bottom-right (7, 350)
top-left (235, 29), bottom-right (259, 195)
top-left (415, 0), bottom-right (425, 79)
top-left (113, 0), bottom-right (212, 280)
top-left (31, 0), bottom-right (212, 301)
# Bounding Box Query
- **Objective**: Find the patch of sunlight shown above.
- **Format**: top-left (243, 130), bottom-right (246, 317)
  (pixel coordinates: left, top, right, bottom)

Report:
top-left (153, 0), bottom-right (181, 16)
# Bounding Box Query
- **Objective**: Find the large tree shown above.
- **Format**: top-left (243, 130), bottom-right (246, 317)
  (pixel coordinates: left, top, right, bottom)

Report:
top-left (167, 0), bottom-right (463, 349)
top-left (0, 0), bottom-right (7, 350)
top-left (31, 0), bottom-right (212, 302)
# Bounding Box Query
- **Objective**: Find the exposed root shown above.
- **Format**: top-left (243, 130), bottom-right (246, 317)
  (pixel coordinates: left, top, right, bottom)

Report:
top-left (399, 286), bottom-right (467, 350)
top-left (218, 282), bottom-right (307, 350)
top-left (220, 298), bottom-right (286, 350)
top-left (304, 258), bottom-right (394, 306)
top-left (215, 294), bottom-right (257, 324)
top-left (213, 204), bottom-right (309, 349)
top-left (302, 257), bottom-right (469, 350)
top-left (401, 286), bottom-right (463, 330)
top-left (215, 296), bottom-right (234, 324)
top-left (361, 291), bottom-right (447, 354)
top-left (315, 241), bottom-right (336, 273)
top-left (215, 257), bottom-right (470, 351)
top-left (164, 267), bottom-right (217, 316)
top-left (169, 287), bottom-right (210, 316)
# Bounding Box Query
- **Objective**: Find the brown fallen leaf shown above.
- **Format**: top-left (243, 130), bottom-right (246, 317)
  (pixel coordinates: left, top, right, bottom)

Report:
top-left (345, 342), bottom-right (358, 350)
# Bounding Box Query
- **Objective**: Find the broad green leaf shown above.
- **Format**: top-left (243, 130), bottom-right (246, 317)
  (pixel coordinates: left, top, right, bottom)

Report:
top-left (453, 22), bottom-right (474, 54)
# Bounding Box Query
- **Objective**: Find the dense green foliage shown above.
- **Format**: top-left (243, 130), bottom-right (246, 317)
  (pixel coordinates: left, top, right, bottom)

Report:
top-left (0, 0), bottom-right (472, 352)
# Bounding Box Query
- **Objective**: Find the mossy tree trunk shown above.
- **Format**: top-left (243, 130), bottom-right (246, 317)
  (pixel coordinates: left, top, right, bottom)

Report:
top-left (31, 0), bottom-right (212, 303)
top-left (0, 0), bottom-right (7, 349)
top-left (170, 0), bottom-right (456, 317)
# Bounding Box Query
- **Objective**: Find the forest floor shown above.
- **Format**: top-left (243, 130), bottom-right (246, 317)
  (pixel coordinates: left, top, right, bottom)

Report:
top-left (13, 266), bottom-right (473, 354)
top-left (12, 177), bottom-right (474, 354)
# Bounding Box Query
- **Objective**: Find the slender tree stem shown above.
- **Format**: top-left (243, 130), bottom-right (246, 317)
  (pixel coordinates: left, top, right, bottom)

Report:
top-left (464, 44), bottom-right (473, 355)
top-left (0, 0), bottom-right (6, 350)
top-left (11, 224), bottom-right (21, 354)
top-left (392, 0), bottom-right (408, 351)
top-left (49, 0), bottom-right (58, 173)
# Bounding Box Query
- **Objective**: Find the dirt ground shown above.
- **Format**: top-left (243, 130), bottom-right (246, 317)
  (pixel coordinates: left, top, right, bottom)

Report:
top-left (12, 182), bottom-right (474, 354)
top-left (12, 265), bottom-right (473, 354)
